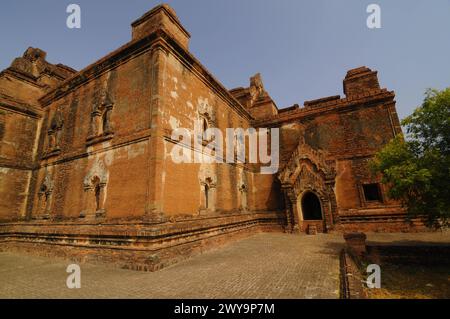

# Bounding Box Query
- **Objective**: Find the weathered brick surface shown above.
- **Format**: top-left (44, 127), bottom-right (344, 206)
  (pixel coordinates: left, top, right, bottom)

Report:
top-left (0, 48), bottom-right (75, 222)
top-left (0, 4), bottom-right (420, 270)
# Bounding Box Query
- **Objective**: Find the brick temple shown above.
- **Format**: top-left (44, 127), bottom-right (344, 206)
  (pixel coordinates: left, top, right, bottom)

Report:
top-left (0, 4), bottom-right (420, 270)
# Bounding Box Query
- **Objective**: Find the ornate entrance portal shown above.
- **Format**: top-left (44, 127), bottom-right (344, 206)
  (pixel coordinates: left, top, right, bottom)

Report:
top-left (278, 139), bottom-right (338, 233)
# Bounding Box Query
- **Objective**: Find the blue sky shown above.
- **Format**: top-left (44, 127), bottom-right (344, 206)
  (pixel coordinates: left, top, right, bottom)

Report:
top-left (1, 0), bottom-right (449, 119)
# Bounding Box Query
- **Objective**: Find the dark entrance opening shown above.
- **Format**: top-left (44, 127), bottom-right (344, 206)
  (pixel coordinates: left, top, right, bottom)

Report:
top-left (362, 183), bottom-right (382, 202)
top-left (301, 192), bottom-right (322, 220)
top-left (204, 184), bottom-right (209, 209)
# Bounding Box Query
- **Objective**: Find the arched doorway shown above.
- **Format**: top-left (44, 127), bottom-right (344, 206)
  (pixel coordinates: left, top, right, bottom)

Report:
top-left (301, 192), bottom-right (323, 221)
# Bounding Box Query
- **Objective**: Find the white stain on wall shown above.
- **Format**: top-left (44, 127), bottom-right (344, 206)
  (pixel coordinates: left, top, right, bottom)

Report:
top-left (170, 91), bottom-right (179, 99)
top-left (169, 116), bottom-right (181, 130)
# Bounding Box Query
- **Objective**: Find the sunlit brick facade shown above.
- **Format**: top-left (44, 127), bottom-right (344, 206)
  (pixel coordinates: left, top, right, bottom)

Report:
top-left (0, 4), bottom-right (418, 270)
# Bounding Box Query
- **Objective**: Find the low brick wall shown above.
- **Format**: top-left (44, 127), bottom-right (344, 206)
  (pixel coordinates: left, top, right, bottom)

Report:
top-left (0, 211), bottom-right (285, 271)
top-left (339, 214), bottom-right (428, 233)
top-left (339, 249), bottom-right (367, 299)
top-left (367, 245), bottom-right (450, 266)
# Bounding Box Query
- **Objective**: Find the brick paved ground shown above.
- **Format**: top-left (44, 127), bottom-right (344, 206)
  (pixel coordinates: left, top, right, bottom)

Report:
top-left (0, 233), bottom-right (344, 299)
top-left (0, 231), bottom-right (448, 299)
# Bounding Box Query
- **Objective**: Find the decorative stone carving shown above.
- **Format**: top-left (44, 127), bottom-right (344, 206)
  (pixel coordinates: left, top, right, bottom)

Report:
top-left (34, 173), bottom-right (54, 220)
top-left (197, 99), bottom-right (216, 146)
top-left (197, 99), bottom-right (215, 122)
top-left (43, 108), bottom-right (64, 158)
top-left (249, 73), bottom-right (267, 101)
top-left (80, 160), bottom-right (108, 219)
top-left (87, 90), bottom-right (114, 146)
top-left (8, 47), bottom-right (75, 86)
top-left (238, 171), bottom-right (248, 211)
top-left (278, 139), bottom-right (337, 233)
top-left (199, 171), bottom-right (217, 213)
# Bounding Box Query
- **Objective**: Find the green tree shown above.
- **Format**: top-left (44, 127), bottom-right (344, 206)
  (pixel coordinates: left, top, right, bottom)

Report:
top-left (371, 88), bottom-right (450, 228)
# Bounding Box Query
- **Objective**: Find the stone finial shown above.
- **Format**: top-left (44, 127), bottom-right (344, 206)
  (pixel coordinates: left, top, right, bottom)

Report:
top-left (249, 73), bottom-right (267, 100)
top-left (23, 47), bottom-right (47, 62)
top-left (9, 47), bottom-right (48, 78)
top-left (7, 47), bottom-right (75, 81)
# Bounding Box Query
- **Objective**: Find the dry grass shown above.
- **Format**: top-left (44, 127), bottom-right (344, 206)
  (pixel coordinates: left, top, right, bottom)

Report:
top-left (365, 263), bottom-right (450, 299)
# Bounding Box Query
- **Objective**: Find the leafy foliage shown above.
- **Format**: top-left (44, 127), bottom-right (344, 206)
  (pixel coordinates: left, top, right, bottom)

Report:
top-left (371, 88), bottom-right (450, 228)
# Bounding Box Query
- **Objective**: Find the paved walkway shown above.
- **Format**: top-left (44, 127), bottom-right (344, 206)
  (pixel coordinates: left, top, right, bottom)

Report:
top-left (1, 231), bottom-right (448, 299)
top-left (0, 233), bottom-right (344, 299)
